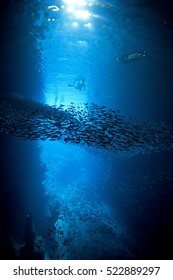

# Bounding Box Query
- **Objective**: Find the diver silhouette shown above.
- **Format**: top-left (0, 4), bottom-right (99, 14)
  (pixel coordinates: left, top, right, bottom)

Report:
top-left (68, 75), bottom-right (86, 91)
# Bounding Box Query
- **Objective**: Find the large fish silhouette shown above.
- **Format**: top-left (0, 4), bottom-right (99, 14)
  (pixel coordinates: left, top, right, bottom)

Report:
top-left (117, 51), bottom-right (146, 64)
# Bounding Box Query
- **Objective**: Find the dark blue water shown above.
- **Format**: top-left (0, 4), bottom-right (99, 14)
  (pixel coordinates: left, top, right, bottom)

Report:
top-left (0, 0), bottom-right (173, 260)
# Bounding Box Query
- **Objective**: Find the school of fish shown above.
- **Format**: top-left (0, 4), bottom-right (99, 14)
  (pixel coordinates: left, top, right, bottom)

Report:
top-left (1, 94), bottom-right (173, 154)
